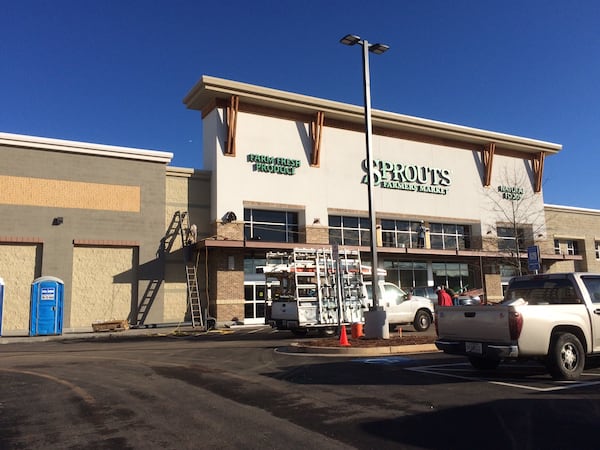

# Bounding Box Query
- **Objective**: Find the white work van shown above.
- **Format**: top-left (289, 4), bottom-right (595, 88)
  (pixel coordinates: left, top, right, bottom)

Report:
top-left (263, 248), bottom-right (434, 336)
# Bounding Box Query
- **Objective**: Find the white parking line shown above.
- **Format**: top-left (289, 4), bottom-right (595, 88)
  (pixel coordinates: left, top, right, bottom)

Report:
top-left (407, 363), bottom-right (600, 392)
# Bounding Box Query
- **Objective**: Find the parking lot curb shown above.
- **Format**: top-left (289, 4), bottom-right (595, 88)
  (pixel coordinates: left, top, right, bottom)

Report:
top-left (284, 342), bottom-right (439, 356)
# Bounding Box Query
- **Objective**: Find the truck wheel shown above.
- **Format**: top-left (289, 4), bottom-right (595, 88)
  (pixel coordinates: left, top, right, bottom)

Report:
top-left (468, 356), bottom-right (500, 370)
top-left (291, 328), bottom-right (308, 337)
top-left (413, 310), bottom-right (432, 332)
top-left (546, 332), bottom-right (585, 380)
top-left (318, 327), bottom-right (336, 337)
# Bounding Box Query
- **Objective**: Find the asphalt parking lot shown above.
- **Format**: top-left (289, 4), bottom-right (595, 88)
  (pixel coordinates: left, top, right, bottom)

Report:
top-left (2, 326), bottom-right (600, 449)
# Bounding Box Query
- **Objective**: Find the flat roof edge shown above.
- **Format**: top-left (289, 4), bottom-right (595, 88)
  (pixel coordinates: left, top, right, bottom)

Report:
top-left (0, 132), bottom-right (173, 164)
top-left (545, 203), bottom-right (600, 214)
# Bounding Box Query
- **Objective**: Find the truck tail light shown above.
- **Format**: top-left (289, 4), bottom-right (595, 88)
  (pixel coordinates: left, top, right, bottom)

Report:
top-left (509, 311), bottom-right (523, 340)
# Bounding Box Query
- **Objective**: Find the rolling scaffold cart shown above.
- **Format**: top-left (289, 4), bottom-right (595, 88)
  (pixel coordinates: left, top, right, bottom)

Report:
top-left (263, 248), bottom-right (368, 336)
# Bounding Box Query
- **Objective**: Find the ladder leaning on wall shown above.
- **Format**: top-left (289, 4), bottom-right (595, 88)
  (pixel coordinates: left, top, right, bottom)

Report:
top-left (178, 211), bottom-right (204, 328)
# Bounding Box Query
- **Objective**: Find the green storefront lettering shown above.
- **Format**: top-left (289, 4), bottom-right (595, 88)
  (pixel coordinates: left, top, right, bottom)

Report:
top-left (248, 153), bottom-right (300, 176)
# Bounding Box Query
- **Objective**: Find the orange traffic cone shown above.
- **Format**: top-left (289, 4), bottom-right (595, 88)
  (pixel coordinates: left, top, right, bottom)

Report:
top-left (339, 326), bottom-right (351, 347)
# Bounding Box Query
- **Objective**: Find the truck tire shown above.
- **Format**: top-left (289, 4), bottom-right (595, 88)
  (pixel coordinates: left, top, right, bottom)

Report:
top-left (291, 328), bottom-right (308, 337)
top-left (468, 356), bottom-right (500, 370)
top-left (413, 310), bottom-right (432, 332)
top-left (546, 332), bottom-right (585, 381)
top-left (318, 327), bottom-right (336, 337)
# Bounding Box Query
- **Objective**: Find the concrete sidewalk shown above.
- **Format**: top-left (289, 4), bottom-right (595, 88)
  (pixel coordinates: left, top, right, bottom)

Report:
top-left (0, 324), bottom-right (212, 345)
top-left (0, 325), bottom-right (440, 356)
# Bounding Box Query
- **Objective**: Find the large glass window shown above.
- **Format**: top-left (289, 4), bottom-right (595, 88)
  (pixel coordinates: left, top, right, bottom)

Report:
top-left (383, 260), bottom-right (428, 289)
top-left (432, 262), bottom-right (470, 292)
top-left (566, 240), bottom-right (579, 256)
top-left (328, 215), bottom-right (371, 246)
top-left (497, 226), bottom-right (525, 252)
top-left (380, 219), bottom-right (418, 248)
top-left (429, 223), bottom-right (471, 250)
top-left (244, 209), bottom-right (299, 243)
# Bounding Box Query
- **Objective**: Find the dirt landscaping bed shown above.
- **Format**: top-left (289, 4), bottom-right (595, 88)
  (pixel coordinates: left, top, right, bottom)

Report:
top-left (303, 334), bottom-right (436, 348)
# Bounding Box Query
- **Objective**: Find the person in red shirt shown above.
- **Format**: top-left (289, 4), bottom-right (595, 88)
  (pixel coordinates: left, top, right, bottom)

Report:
top-left (437, 286), bottom-right (453, 307)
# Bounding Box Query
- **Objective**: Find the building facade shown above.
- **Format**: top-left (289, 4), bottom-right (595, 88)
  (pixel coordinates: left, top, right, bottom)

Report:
top-left (182, 76), bottom-right (579, 324)
top-left (0, 133), bottom-right (173, 335)
top-left (0, 76), bottom-right (596, 334)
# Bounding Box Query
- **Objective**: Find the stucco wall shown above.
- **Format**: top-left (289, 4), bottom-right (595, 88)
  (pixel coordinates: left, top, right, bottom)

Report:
top-left (203, 109), bottom-right (544, 244)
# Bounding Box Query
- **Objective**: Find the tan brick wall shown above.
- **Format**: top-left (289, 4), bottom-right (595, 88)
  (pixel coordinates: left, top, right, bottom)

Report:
top-left (0, 244), bottom-right (39, 334)
top-left (209, 249), bottom-right (245, 323)
top-left (213, 302), bottom-right (244, 323)
top-left (305, 225), bottom-right (329, 245)
top-left (484, 274), bottom-right (503, 303)
top-left (545, 206), bottom-right (600, 273)
top-left (164, 169), bottom-right (211, 325)
top-left (163, 286), bottom-right (189, 322)
top-left (70, 246), bottom-right (134, 329)
top-left (215, 221), bottom-right (244, 240)
top-left (0, 175), bottom-right (140, 212)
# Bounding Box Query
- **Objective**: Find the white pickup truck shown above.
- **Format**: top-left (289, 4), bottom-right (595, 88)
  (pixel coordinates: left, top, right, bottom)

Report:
top-left (435, 272), bottom-right (600, 380)
top-left (364, 281), bottom-right (435, 332)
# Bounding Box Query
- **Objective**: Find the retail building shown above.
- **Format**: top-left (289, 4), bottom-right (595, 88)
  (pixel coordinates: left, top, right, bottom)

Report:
top-left (0, 76), bottom-right (594, 334)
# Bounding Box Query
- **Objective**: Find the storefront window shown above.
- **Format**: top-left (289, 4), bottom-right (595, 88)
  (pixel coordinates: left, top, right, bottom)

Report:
top-left (244, 257), bottom-right (266, 275)
top-left (244, 209), bottom-right (299, 243)
top-left (432, 262), bottom-right (471, 292)
top-left (429, 223), bottom-right (471, 250)
top-left (382, 260), bottom-right (427, 289)
top-left (497, 226), bottom-right (524, 252)
top-left (380, 219), bottom-right (416, 248)
top-left (328, 215), bottom-right (371, 246)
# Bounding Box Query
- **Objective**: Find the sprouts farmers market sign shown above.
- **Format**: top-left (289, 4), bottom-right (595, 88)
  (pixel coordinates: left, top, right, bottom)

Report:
top-left (363, 159), bottom-right (452, 195)
top-left (247, 153), bottom-right (300, 175)
top-left (245, 154), bottom-right (453, 196)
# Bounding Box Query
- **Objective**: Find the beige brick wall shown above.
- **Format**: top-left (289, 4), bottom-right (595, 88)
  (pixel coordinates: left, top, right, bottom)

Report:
top-left (484, 274), bottom-right (503, 303)
top-left (163, 285), bottom-right (189, 322)
top-left (0, 175), bottom-right (140, 212)
top-left (545, 206), bottom-right (600, 273)
top-left (164, 169), bottom-right (211, 324)
top-left (215, 221), bottom-right (244, 240)
top-left (210, 249), bottom-right (244, 323)
top-left (305, 225), bottom-right (329, 245)
top-left (70, 246), bottom-right (134, 329)
top-left (0, 244), bottom-right (39, 334)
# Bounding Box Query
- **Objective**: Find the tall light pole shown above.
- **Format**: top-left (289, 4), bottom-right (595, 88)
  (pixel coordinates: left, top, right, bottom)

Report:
top-left (340, 34), bottom-right (389, 339)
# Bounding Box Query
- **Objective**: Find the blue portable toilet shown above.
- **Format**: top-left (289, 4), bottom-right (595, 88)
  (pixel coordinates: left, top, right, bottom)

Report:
top-left (0, 277), bottom-right (4, 336)
top-left (30, 276), bottom-right (64, 336)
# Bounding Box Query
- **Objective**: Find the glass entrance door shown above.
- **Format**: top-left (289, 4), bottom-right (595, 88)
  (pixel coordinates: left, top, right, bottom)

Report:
top-left (244, 282), bottom-right (266, 325)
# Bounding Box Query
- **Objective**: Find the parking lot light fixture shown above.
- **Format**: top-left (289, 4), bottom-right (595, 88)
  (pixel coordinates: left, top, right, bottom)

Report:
top-left (339, 34), bottom-right (389, 312)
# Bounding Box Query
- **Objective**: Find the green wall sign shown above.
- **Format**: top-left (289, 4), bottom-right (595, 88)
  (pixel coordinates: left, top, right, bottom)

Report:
top-left (498, 185), bottom-right (524, 201)
top-left (247, 154), bottom-right (301, 176)
top-left (363, 159), bottom-right (452, 195)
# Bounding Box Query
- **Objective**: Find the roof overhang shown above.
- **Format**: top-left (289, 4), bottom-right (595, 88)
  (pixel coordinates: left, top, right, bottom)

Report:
top-left (184, 75), bottom-right (562, 156)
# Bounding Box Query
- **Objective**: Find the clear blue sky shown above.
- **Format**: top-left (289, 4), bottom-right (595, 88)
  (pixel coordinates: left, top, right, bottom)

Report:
top-left (2, 1), bottom-right (600, 209)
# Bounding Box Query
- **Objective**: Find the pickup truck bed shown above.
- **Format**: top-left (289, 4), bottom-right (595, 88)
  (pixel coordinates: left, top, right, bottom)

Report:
top-left (435, 273), bottom-right (600, 380)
